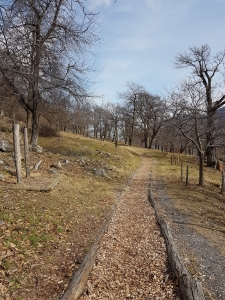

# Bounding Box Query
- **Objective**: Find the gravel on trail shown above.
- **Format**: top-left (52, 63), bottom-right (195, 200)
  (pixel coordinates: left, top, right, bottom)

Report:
top-left (80, 158), bottom-right (180, 300)
top-left (152, 177), bottom-right (225, 300)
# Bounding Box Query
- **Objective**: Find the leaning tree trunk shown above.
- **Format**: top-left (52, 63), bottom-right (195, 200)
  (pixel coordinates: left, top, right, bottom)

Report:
top-left (149, 126), bottom-right (160, 149)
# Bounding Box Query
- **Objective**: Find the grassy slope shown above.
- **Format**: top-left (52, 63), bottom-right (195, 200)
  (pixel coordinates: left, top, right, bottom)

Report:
top-left (0, 129), bottom-right (224, 299)
top-left (0, 131), bottom-right (141, 300)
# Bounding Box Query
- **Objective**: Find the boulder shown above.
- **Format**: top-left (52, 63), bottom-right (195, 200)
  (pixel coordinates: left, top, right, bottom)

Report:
top-left (0, 139), bottom-right (13, 152)
top-left (30, 145), bottom-right (43, 153)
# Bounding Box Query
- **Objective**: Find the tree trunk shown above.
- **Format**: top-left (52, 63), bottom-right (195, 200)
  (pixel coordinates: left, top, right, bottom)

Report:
top-left (30, 109), bottom-right (39, 147)
top-left (149, 137), bottom-right (156, 149)
top-left (143, 135), bottom-right (148, 148)
top-left (0, 109), bottom-right (4, 119)
top-left (199, 152), bottom-right (204, 186)
top-left (24, 128), bottom-right (30, 178)
top-left (206, 146), bottom-right (216, 168)
top-left (149, 126), bottom-right (160, 149)
top-left (115, 122), bottom-right (118, 147)
top-left (128, 135), bottom-right (132, 146)
top-left (13, 124), bottom-right (22, 184)
top-left (206, 111), bottom-right (216, 167)
top-left (26, 110), bottom-right (32, 130)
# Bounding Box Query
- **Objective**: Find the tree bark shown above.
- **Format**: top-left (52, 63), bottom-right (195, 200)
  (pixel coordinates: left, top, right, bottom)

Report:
top-left (13, 124), bottom-right (22, 184)
top-left (206, 111), bottom-right (216, 167)
top-left (30, 107), bottom-right (39, 147)
top-left (142, 135), bottom-right (148, 148)
top-left (199, 152), bottom-right (204, 186)
top-left (24, 128), bottom-right (30, 178)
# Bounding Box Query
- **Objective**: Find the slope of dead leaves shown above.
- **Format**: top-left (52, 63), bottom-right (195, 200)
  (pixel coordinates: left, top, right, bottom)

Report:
top-left (80, 158), bottom-right (180, 300)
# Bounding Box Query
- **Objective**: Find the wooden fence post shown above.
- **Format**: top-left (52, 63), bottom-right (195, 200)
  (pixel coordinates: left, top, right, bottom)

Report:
top-left (24, 128), bottom-right (30, 178)
top-left (13, 124), bottom-right (22, 184)
top-left (221, 171), bottom-right (225, 194)
top-left (186, 166), bottom-right (189, 186)
top-left (181, 163), bottom-right (183, 182)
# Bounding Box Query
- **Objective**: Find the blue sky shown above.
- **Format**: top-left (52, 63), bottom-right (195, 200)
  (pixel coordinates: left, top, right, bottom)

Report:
top-left (87, 0), bottom-right (225, 103)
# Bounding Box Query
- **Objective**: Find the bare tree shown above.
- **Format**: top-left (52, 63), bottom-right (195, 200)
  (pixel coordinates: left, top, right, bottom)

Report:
top-left (0, 0), bottom-right (98, 147)
top-left (106, 103), bottom-right (123, 146)
top-left (174, 44), bottom-right (225, 167)
top-left (72, 102), bottom-right (93, 136)
top-left (137, 92), bottom-right (167, 149)
top-left (169, 79), bottom-right (225, 185)
top-left (119, 82), bottom-right (145, 146)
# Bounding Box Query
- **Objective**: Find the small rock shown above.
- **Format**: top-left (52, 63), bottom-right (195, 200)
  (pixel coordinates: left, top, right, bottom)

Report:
top-left (92, 168), bottom-right (107, 177)
top-left (0, 174), bottom-right (5, 181)
top-left (49, 168), bottom-right (58, 174)
top-left (184, 257), bottom-right (190, 265)
top-left (79, 159), bottom-right (85, 166)
top-left (36, 146), bottom-right (43, 153)
top-left (50, 161), bottom-right (61, 169)
top-left (0, 139), bottom-right (13, 152)
top-left (30, 145), bottom-right (43, 153)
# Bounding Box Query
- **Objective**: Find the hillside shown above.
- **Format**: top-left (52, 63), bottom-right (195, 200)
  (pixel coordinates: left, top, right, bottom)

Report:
top-left (0, 117), bottom-right (225, 299)
top-left (0, 118), bottom-right (142, 300)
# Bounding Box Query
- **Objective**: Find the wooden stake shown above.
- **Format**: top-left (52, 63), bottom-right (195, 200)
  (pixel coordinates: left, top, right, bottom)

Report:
top-left (221, 171), bottom-right (224, 194)
top-left (24, 128), bottom-right (30, 177)
top-left (181, 163), bottom-right (183, 182)
top-left (186, 166), bottom-right (189, 186)
top-left (13, 124), bottom-right (22, 184)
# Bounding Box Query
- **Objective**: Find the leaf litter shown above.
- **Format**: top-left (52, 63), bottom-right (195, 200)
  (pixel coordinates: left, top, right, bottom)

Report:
top-left (80, 158), bottom-right (180, 299)
top-left (0, 132), bottom-right (141, 300)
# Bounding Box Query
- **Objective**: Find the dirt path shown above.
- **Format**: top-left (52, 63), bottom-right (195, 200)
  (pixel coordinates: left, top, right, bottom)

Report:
top-left (152, 177), bottom-right (225, 300)
top-left (79, 158), bottom-right (180, 299)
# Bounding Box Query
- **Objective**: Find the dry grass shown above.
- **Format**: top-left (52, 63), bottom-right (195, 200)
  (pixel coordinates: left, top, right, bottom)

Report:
top-left (149, 150), bottom-right (225, 257)
top-left (0, 129), bottom-right (141, 300)
top-left (1, 119), bottom-right (224, 299)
